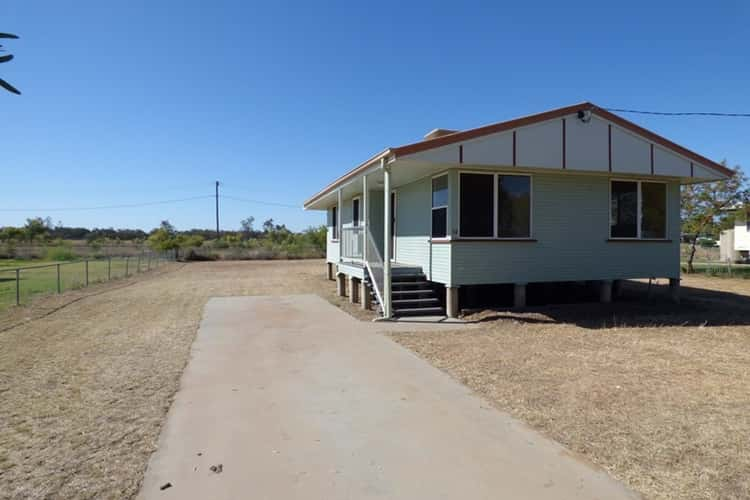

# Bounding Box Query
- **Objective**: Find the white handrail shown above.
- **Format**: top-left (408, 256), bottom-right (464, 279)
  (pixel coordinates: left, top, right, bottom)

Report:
top-left (364, 227), bottom-right (384, 314)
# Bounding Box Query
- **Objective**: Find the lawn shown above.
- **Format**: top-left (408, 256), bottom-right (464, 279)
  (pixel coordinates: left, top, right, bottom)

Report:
top-left (390, 276), bottom-right (750, 500)
top-left (0, 256), bottom-right (167, 310)
top-left (1, 260), bottom-right (749, 499)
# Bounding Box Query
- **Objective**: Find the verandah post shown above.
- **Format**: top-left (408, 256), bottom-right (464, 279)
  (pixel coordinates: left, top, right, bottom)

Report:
top-left (362, 173), bottom-right (368, 263)
top-left (382, 157), bottom-right (392, 319)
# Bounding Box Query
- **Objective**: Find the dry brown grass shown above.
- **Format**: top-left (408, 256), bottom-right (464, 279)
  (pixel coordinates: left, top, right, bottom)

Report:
top-left (389, 275), bottom-right (750, 500)
top-left (0, 260), bottom-right (368, 500)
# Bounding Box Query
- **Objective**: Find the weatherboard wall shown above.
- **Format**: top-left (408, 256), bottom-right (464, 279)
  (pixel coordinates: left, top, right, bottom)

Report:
top-left (449, 172), bottom-right (681, 285)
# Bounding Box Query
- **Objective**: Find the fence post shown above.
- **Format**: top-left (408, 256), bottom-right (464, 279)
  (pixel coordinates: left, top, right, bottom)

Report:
top-left (108, 257), bottom-right (112, 281)
top-left (137, 253), bottom-right (141, 273)
top-left (57, 264), bottom-right (61, 294)
top-left (15, 268), bottom-right (20, 306)
top-left (85, 260), bottom-right (89, 287)
top-left (125, 256), bottom-right (129, 276)
top-left (147, 253), bottom-right (151, 270)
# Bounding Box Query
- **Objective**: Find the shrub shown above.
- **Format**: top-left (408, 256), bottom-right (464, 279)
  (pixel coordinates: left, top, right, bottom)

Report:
top-left (45, 245), bottom-right (76, 261)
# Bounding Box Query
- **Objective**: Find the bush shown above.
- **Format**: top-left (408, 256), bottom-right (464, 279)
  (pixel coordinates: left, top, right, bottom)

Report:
top-left (45, 245), bottom-right (77, 261)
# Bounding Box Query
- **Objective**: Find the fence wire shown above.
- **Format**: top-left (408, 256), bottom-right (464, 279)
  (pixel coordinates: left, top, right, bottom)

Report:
top-left (0, 252), bottom-right (173, 310)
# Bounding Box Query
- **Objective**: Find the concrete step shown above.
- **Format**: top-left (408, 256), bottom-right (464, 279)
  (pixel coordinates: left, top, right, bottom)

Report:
top-left (393, 297), bottom-right (440, 306)
top-left (392, 289), bottom-right (434, 296)
top-left (394, 306), bottom-right (445, 317)
top-left (392, 281), bottom-right (432, 290)
top-left (392, 274), bottom-right (426, 283)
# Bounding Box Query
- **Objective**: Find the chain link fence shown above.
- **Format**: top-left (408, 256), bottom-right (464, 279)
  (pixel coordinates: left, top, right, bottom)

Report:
top-left (0, 252), bottom-right (174, 310)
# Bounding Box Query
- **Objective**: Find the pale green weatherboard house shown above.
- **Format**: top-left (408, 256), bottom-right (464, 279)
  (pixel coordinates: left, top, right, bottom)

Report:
top-left (303, 102), bottom-right (733, 319)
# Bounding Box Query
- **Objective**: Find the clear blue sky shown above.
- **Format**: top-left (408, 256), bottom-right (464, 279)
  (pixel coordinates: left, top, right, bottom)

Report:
top-left (2, 1), bottom-right (748, 231)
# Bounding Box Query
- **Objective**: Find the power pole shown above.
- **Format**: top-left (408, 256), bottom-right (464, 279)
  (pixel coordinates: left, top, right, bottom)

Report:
top-left (215, 180), bottom-right (220, 239)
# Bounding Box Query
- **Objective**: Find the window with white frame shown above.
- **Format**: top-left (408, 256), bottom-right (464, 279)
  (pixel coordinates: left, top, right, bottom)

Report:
top-left (610, 180), bottom-right (667, 239)
top-left (459, 172), bottom-right (532, 238)
top-left (431, 175), bottom-right (448, 238)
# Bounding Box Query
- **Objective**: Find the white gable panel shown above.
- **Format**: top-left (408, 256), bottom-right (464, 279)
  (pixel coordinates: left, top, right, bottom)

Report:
top-left (462, 131), bottom-right (513, 165)
top-left (565, 115), bottom-right (609, 172)
top-left (653, 146), bottom-right (690, 177)
top-left (692, 164), bottom-right (724, 181)
top-left (410, 143), bottom-right (459, 164)
top-left (611, 127), bottom-right (650, 174)
top-left (516, 119), bottom-right (563, 168)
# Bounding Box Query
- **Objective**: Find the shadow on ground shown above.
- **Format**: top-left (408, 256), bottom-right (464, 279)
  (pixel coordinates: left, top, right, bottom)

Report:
top-left (466, 280), bottom-right (750, 329)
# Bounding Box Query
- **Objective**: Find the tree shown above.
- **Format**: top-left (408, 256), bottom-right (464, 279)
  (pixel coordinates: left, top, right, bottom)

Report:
top-left (240, 216), bottom-right (255, 236)
top-left (24, 217), bottom-right (50, 243)
top-left (147, 220), bottom-right (181, 256)
top-left (682, 164), bottom-right (749, 272)
top-left (0, 33), bottom-right (20, 95)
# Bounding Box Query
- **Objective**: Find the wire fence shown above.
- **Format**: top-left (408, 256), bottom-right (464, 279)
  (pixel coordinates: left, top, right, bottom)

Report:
top-left (0, 252), bottom-right (174, 310)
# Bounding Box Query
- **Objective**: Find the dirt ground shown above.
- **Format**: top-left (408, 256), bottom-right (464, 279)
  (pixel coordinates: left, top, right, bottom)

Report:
top-left (2, 260), bottom-right (748, 500)
top-left (0, 260), bottom-right (362, 500)
top-left (390, 276), bottom-right (750, 500)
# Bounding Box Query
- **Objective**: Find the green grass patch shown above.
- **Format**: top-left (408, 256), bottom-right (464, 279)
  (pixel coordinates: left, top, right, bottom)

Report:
top-left (0, 256), bottom-right (168, 310)
top-left (682, 262), bottom-right (750, 278)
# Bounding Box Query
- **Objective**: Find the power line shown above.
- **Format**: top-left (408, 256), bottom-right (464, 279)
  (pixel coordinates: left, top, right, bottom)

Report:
top-left (220, 194), bottom-right (299, 209)
top-left (0, 195), bottom-right (215, 212)
top-left (604, 107), bottom-right (750, 117)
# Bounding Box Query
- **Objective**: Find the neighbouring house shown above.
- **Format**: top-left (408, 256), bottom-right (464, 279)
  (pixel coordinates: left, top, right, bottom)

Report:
top-left (303, 102), bottom-right (733, 318)
top-left (720, 215), bottom-right (750, 263)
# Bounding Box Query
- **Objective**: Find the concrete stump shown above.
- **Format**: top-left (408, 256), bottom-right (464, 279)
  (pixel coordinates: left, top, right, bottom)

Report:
top-left (349, 276), bottom-right (360, 304)
top-left (669, 278), bottom-right (680, 304)
top-left (600, 280), bottom-right (613, 304)
top-left (446, 286), bottom-right (459, 318)
top-left (361, 281), bottom-right (371, 310)
top-left (513, 283), bottom-right (527, 309)
top-left (336, 273), bottom-right (346, 297)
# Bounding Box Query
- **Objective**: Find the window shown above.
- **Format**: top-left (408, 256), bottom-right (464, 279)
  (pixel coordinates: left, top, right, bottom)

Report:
top-left (498, 175), bottom-right (531, 237)
top-left (610, 180), bottom-right (667, 239)
top-left (641, 183), bottom-right (666, 238)
top-left (331, 206), bottom-right (338, 240)
top-left (432, 175), bottom-right (448, 238)
top-left (460, 173), bottom-right (494, 237)
top-left (459, 172), bottom-right (532, 238)
top-left (352, 198), bottom-right (360, 227)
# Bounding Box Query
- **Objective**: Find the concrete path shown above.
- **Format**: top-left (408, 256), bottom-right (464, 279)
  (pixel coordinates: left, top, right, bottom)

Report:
top-left (139, 295), bottom-right (637, 500)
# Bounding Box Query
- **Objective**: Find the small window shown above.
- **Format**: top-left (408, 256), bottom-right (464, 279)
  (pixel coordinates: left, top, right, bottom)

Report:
top-left (610, 180), bottom-right (667, 239)
top-left (352, 198), bottom-right (360, 227)
top-left (460, 173), bottom-right (494, 237)
top-left (331, 206), bottom-right (338, 240)
top-left (610, 181), bottom-right (638, 238)
top-left (497, 175), bottom-right (531, 237)
top-left (641, 182), bottom-right (666, 239)
top-left (432, 175), bottom-right (448, 238)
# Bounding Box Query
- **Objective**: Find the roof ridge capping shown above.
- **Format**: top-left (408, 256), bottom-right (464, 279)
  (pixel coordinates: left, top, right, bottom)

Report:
top-left (390, 101), bottom-right (733, 178)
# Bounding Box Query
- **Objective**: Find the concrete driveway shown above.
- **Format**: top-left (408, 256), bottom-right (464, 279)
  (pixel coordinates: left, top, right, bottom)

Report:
top-left (139, 294), bottom-right (637, 500)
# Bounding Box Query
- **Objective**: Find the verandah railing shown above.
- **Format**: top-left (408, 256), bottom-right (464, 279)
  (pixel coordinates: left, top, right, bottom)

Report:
top-left (341, 226), bottom-right (364, 260)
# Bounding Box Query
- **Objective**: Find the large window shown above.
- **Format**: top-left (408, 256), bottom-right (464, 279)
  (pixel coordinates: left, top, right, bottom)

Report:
top-left (331, 206), bottom-right (338, 240)
top-left (498, 175), bottom-right (531, 237)
top-left (459, 172), bottom-right (532, 238)
top-left (432, 175), bottom-right (448, 238)
top-left (610, 180), bottom-right (667, 239)
top-left (460, 173), bottom-right (494, 237)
